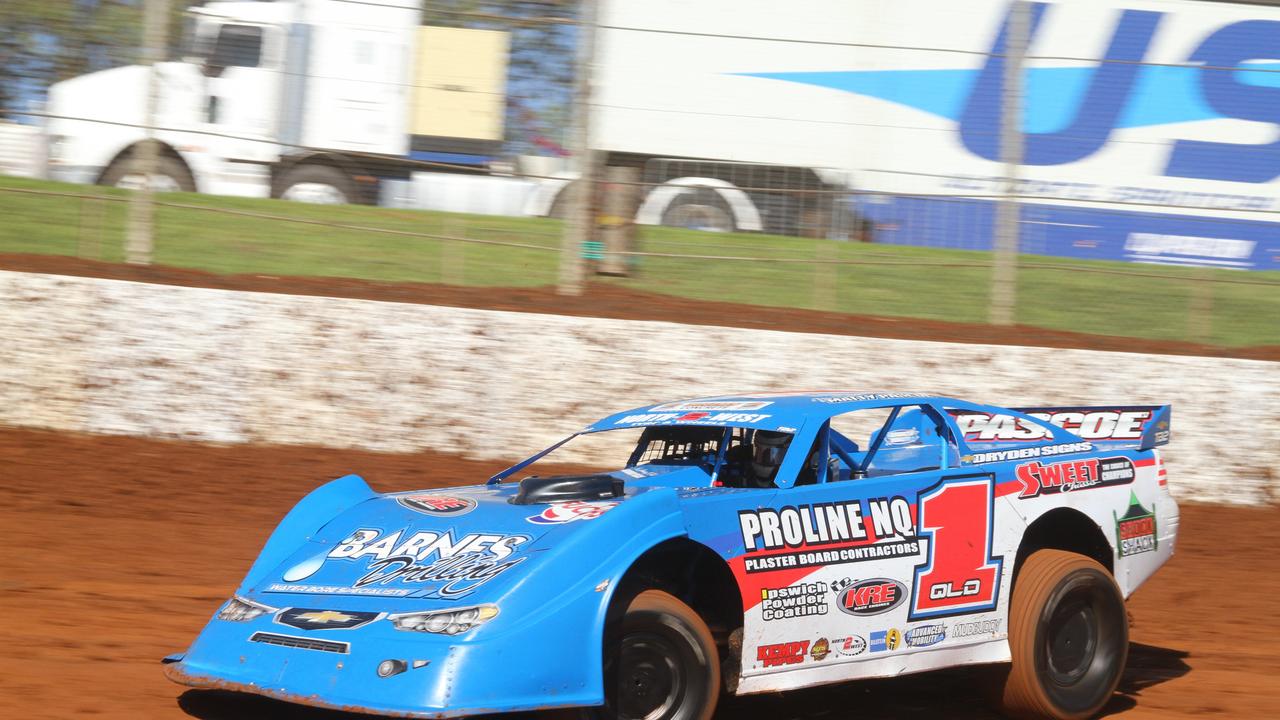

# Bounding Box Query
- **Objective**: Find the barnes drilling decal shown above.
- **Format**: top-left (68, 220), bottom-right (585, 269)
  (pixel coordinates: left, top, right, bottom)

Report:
top-left (738, 497), bottom-right (917, 573)
top-left (313, 528), bottom-right (530, 599)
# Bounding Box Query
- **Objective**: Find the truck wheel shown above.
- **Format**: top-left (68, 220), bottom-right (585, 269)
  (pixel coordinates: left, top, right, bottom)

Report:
top-left (599, 590), bottom-right (719, 720)
top-left (100, 154), bottom-right (194, 193)
top-left (995, 549), bottom-right (1128, 720)
top-left (277, 164), bottom-right (355, 204)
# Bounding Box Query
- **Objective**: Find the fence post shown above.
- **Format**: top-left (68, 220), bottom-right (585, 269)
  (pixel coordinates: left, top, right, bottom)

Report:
top-left (990, 0), bottom-right (1028, 326)
top-left (558, 0), bottom-right (600, 296)
top-left (599, 166), bottom-right (638, 276)
top-left (814, 241), bottom-right (837, 311)
top-left (443, 217), bottom-right (465, 285)
top-left (1188, 271), bottom-right (1214, 344)
top-left (125, 0), bottom-right (169, 266)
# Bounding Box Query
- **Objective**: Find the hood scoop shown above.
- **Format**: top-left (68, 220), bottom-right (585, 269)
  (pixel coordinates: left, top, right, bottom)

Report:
top-left (511, 474), bottom-right (624, 505)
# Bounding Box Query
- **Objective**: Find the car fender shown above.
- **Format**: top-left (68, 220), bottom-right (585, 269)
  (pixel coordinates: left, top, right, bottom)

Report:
top-left (238, 474), bottom-right (378, 593)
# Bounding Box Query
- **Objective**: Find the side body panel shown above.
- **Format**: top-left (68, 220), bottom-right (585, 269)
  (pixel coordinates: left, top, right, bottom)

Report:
top-left (682, 467), bottom-right (1023, 694)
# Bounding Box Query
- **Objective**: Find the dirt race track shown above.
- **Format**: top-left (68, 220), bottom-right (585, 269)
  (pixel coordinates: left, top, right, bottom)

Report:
top-left (1, 427), bottom-right (1277, 720)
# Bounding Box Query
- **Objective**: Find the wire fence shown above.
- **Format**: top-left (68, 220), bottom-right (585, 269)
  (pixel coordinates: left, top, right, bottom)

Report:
top-left (0, 0), bottom-right (1278, 349)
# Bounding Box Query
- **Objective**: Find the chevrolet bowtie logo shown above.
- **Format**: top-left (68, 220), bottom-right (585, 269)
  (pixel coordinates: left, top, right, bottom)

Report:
top-left (295, 610), bottom-right (357, 625)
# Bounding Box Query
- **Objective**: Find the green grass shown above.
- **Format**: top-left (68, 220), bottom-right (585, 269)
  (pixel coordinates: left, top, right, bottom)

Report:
top-left (2, 174), bottom-right (1277, 347)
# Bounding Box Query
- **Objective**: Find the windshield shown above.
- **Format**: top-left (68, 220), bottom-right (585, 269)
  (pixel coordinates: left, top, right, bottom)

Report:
top-left (491, 425), bottom-right (798, 489)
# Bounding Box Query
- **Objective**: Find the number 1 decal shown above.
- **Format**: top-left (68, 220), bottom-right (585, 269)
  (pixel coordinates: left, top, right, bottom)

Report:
top-left (909, 474), bottom-right (1004, 620)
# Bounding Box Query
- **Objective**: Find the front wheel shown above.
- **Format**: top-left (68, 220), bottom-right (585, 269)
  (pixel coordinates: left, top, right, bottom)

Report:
top-left (596, 590), bottom-right (720, 720)
top-left (995, 549), bottom-right (1128, 720)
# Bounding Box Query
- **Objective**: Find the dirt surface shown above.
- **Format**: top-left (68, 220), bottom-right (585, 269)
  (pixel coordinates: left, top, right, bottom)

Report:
top-left (2, 252), bottom-right (1275, 362)
top-left (1, 427), bottom-right (1276, 720)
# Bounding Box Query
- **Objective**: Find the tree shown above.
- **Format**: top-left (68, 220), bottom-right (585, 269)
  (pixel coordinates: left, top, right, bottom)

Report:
top-left (0, 0), bottom-right (199, 120)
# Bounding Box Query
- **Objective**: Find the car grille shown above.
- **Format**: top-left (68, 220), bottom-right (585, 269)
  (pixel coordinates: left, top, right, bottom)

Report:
top-left (249, 632), bottom-right (349, 654)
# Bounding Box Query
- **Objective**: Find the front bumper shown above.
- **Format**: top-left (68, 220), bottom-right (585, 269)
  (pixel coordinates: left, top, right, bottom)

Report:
top-left (164, 606), bottom-right (605, 718)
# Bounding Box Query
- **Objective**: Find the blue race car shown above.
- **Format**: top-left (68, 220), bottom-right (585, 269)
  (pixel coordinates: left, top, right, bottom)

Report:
top-left (164, 392), bottom-right (1178, 720)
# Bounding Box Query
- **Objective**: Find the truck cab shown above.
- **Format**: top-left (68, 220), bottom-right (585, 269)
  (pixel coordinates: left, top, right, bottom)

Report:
top-left (45, 0), bottom-right (505, 204)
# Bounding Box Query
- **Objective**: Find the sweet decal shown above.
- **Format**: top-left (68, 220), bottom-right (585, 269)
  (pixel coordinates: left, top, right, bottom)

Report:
top-left (1016, 456), bottom-right (1136, 498)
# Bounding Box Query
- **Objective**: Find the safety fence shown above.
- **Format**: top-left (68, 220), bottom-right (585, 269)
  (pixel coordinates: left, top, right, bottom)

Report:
top-left (2, 1), bottom-right (1280, 348)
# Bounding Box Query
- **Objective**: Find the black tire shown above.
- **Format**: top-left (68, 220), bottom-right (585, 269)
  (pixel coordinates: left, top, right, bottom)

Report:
top-left (995, 549), bottom-right (1128, 720)
top-left (100, 153), bottom-right (195, 193)
top-left (275, 164), bottom-right (356, 204)
top-left (593, 589), bottom-right (720, 720)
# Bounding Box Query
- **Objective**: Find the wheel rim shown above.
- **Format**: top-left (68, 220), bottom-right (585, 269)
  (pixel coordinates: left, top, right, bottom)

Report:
top-left (617, 631), bottom-right (686, 720)
top-left (1046, 594), bottom-right (1098, 684)
top-left (1037, 571), bottom-right (1125, 714)
top-left (282, 182), bottom-right (347, 204)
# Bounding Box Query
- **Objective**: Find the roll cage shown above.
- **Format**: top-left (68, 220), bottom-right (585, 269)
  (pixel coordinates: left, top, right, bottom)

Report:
top-left (489, 396), bottom-right (1086, 489)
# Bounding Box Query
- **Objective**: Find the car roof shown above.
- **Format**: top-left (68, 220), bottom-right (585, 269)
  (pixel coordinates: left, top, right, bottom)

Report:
top-left (584, 391), bottom-right (976, 433)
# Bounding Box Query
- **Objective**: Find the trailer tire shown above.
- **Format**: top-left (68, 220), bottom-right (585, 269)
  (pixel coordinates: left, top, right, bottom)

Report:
top-left (993, 549), bottom-right (1128, 719)
top-left (100, 154), bottom-right (195, 193)
top-left (277, 164), bottom-right (356, 205)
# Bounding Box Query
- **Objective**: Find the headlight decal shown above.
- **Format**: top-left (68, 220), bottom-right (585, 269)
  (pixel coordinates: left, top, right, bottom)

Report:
top-left (387, 605), bottom-right (499, 635)
top-left (216, 595), bottom-right (277, 622)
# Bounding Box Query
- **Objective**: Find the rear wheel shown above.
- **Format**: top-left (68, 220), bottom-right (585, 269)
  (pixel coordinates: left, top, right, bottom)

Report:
top-left (276, 164), bottom-right (355, 204)
top-left (594, 589), bottom-right (720, 720)
top-left (995, 549), bottom-right (1128, 719)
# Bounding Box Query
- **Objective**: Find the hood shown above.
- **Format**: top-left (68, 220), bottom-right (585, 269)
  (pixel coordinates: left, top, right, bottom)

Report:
top-left (47, 63), bottom-right (201, 130)
top-left (244, 467), bottom-right (706, 608)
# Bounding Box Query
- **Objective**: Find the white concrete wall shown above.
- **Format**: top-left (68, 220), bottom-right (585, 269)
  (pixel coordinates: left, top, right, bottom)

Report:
top-left (1, 269), bottom-right (1275, 505)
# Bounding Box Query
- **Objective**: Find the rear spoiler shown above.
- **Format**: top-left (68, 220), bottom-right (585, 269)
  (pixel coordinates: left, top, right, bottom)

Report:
top-left (947, 405), bottom-right (1171, 451)
top-left (1011, 405), bottom-right (1171, 451)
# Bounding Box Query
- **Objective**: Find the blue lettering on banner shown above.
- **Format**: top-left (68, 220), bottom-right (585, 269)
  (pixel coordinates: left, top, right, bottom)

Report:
top-left (959, 3), bottom-right (1163, 166)
top-left (741, 4), bottom-right (1280, 184)
top-left (1164, 20), bottom-right (1280, 183)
